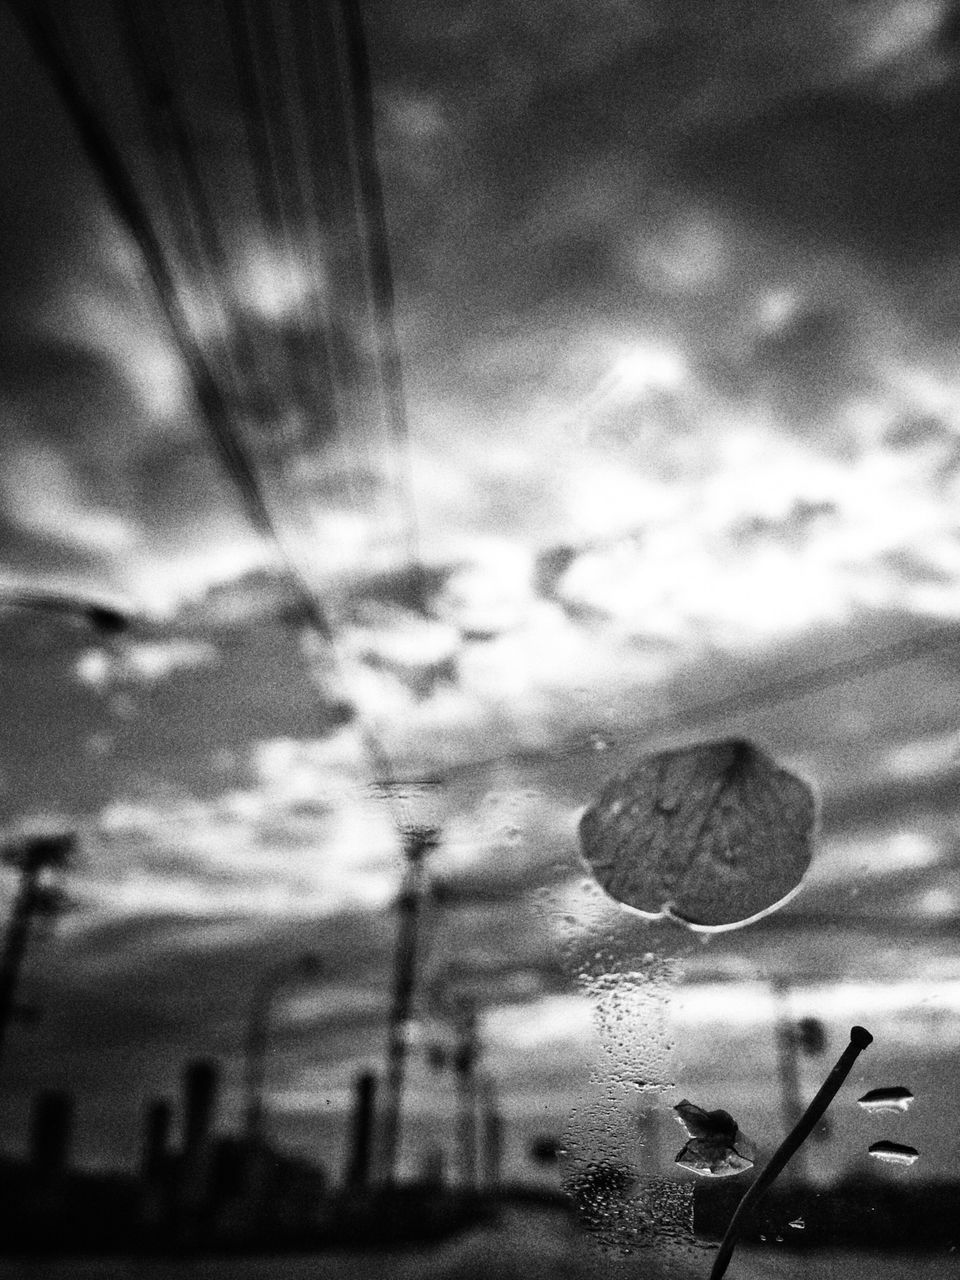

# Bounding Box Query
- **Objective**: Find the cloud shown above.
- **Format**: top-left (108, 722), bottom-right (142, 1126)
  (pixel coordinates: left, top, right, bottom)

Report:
top-left (672, 67), bottom-right (960, 267)
top-left (75, 637), bottom-right (220, 688)
top-left (0, 640), bottom-right (119, 819)
top-left (0, 7), bottom-right (110, 317)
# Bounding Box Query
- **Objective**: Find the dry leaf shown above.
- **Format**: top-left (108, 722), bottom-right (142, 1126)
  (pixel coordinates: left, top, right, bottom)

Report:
top-left (579, 738), bottom-right (815, 930)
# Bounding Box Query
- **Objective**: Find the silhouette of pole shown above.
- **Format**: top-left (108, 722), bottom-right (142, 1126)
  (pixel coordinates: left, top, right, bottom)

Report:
top-left (30, 1090), bottom-right (74, 1186)
top-left (243, 983), bottom-right (272, 1149)
top-left (345, 1070), bottom-right (377, 1189)
top-left (177, 1059), bottom-right (219, 1240)
top-left (0, 833), bottom-right (73, 1071)
top-left (139, 1098), bottom-right (173, 1230)
top-left (379, 825), bottom-right (438, 1184)
top-left (772, 981), bottom-right (808, 1185)
top-left (243, 953), bottom-right (321, 1149)
top-left (454, 999), bottom-right (479, 1190)
top-left (479, 1074), bottom-right (503, 1190)
top-left (141, 1098), bottom-right (172, 1182)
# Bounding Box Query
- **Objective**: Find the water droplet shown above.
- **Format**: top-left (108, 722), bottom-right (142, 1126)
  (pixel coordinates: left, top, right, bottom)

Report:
top-left (788, 1217), bottom-right (805, 1230)
top-left (869, 1140), bottom-right (919, 1166)
top-left (858, 1086), bottom-right (914, 1114)
top-left (590, 732), bottom-right (612, 752)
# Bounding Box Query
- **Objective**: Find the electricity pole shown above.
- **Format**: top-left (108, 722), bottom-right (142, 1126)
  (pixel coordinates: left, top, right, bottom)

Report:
top-left (479, 1073), bottom-right (503, 1190)
top-left (379, 824), bottom-right (438, 1184)
top-left (242, 953), bottom-right (321, 1149)
top-left (772, 982), bottom-right (827, 1185)
top-left (0, 833), bottom-right (73, 1073)
top-left (453, 998), bottom-right (479, 1191)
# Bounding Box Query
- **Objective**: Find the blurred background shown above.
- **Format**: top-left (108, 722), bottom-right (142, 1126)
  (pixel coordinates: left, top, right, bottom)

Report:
top-left (0, 1), bottom-right (959, 1275)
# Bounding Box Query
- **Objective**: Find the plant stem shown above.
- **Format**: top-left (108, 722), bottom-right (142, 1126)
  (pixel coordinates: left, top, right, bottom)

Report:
top-left (708, 1025), bottom-right (873, 1280)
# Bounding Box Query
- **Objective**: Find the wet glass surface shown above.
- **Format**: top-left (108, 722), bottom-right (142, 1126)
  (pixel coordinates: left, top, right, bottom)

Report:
top-left (0, 1), bottom-right (959, 1277)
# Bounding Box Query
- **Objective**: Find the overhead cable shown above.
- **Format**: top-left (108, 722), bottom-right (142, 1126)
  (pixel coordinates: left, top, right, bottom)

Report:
top-left (8, 0), bottom-right (337, 646)
top-left (329, 0), bottom-right (424, 589)
top-left (376, 618), bottom-right (960, 787)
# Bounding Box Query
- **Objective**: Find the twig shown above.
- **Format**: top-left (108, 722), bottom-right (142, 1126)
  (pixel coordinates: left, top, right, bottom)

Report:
top-left (708, 1025), bottom-right (873, 1280)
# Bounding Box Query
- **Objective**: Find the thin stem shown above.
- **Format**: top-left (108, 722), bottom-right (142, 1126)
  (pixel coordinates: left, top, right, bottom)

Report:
top-left (708, 1025), bottom-right (873, 1280)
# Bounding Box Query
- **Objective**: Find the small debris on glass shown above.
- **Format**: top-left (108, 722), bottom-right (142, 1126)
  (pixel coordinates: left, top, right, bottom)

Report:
top-left (673, 1099), bottom-right (756, 1177)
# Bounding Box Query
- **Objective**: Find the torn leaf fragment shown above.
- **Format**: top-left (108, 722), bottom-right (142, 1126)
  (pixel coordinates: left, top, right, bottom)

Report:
top-left (579, 738), bottom-right (815, 930)
top-left (673, 1099), bottom-right (756, 1177)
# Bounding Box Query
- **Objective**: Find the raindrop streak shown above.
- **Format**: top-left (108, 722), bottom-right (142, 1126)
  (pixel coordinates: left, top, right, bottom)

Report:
top-left (579, 738), bottom-right (815, 931)
top-left (869, 1141), bottom-right (920, 1166)
top-left (858, 1086), bottom-right (914, 1114)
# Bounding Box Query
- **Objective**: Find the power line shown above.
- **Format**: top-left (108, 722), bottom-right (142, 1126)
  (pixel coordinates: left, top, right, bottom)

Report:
top-left (120, 0), bottom-right (419, 583)
top-left (328, 0), bottom-right (424, 593)
top-left (18, 2), bottom-right (937, 819)
top-left (289, 0), bottom-right (390, 506)
top-left (257, 0), bottom-right (369, 504)
top-left (6, 0), bottom-right (337, 647)
top-left (223, 0), bottom-right (371, 518)
top-left (111, 0), bottom-right (280, 437)
top-left (373, 618), bottom-right (960, 787)
top-left (8, 0), bottom-right (426, 832)
top-left (114, 0), bottom-right (378, 576)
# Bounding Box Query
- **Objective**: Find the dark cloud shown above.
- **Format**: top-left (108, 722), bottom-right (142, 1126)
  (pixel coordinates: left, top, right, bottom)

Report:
top-left (0, 333), bottom-right (124, 414)
top-left (729, 498), bottom-right (838, 550)
top-left (0, 604), bottom-right (355, 820)
top-left (346, 561), bottom-right (460, 617)
top-left (0, 512), bottom-right (109, 581)
top-left (115, 624), bottom-right (351, 781)
top-left (173, 567), bottom-right (304, 631)
top-left (0, 7), bottom-right (108, 316)
top-left (673, 77), bottom-right (960, 266)
top-left (0, 634), bottom-right (117, 818)
top-left (822, 762), bottom-right (960, 836)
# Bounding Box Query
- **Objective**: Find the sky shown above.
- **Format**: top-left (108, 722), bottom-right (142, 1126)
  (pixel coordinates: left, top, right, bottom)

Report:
top-left (1, 0), bottom-right (960, 1221)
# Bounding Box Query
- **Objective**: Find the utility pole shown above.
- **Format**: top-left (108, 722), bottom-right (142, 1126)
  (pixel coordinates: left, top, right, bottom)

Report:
top-left (453, 997), bottom-right (479, 1191)
top-left (345, 1070), bottom-right (377, 1190)
top-left (242, 953), bottom-right (321, 1150)
top-left (243, 982), bottom-right (272, 1151)
top-left (772, 982), bottom-right (826, 1185)
top-left (379, 824), bottom-right (438, 1184)
top-left (478, 1072), bottom-right (503, 1191)
top-left (0, 832), bottom-right (73, 1072)
top-left (425, 962), bottom-right (494, 1194)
